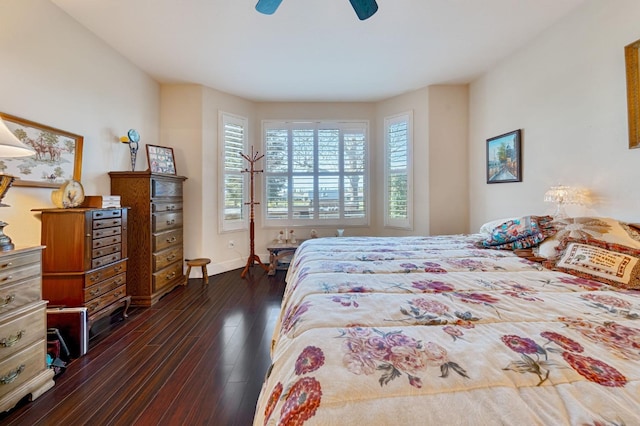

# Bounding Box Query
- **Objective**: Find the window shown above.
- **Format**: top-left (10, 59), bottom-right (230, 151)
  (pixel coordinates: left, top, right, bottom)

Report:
top-left (263, 121), bottom-right (368, 227)
top-left (384, 112), bottom-right (413, 229)
top-left (219, 112), bottom-right (248, 232)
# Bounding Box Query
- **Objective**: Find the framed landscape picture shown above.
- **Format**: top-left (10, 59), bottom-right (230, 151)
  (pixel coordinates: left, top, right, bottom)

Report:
top-left (0, 112), bottom-right (83, 188)
top-left (486, 129), bottom-right (522, 184)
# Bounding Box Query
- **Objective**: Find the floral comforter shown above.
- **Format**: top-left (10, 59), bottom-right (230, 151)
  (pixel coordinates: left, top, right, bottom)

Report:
top-left (254, 235), bottom-right (640, 425)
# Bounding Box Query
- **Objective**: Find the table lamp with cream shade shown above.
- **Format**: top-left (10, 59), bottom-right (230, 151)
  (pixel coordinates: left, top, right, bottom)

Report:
top-left (0, 116), bottom-right (36, 251)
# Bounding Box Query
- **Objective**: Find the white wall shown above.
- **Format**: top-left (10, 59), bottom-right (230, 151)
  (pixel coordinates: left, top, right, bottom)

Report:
top-left (0, 0), bottom-right (159, 247)
top-left (429, 85), bottom-right (469, 235)
top-left (469, 0), bottom-right (640, 232)
top-left (160, 85), bottom-right (258, 274)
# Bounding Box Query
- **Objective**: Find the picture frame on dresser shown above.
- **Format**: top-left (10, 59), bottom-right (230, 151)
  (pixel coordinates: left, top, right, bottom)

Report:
top-left (0, 112), bottom-right (83, 188)
top-left (146, 144), bottom-right (176, 175)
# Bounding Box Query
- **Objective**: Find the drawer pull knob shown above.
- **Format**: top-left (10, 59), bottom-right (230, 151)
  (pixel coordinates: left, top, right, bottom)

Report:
top-left (0, 364), bottom-right (25, 385)
top-left (166, 271), bottom-right (176, 280)
top-left (90, 288), bottom-right (101, 296)
top-left (115, 266), bottom-right (122, 272)
top-left (0, 294), bottom-right (15, 307)
top-left (166, 219), bottom-right (175, 225)
top-left (1, 275), bottom-right (12, 282)
top-left (166, 237), bottom-right (177, 243)
top-left (90, 274), bottom-right (102, 282)
top-left (0, 262), bottom-right (12, 269)
top-left (0, 330), bottom-right (25, 348)
top-left (167, 254), bottom-right (176, 261)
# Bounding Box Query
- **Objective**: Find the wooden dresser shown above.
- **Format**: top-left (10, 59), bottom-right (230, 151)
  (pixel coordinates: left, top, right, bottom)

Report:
top-left (109, 171), bottom-right (187, 307)
top-left (34, 208), bottom-right (131, 330)
top-left (0, 246), bottom-right (55, 412)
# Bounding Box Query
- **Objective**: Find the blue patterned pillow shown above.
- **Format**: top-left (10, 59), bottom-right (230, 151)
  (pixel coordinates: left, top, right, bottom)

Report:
top-left (481, 215), bottom-right (556, 250)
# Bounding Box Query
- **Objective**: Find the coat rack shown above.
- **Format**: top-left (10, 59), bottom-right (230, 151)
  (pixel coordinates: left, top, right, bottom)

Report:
top-left (240, 146), bottom-right (269, 278)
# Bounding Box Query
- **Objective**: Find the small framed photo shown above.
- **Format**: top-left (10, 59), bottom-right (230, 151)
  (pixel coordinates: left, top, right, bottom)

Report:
top-left (0, 112), bottom-right (83, 188)
top-left (146, 144), bottom-right (176, 175)
top-left (486, 129), bottom-right (522, 184)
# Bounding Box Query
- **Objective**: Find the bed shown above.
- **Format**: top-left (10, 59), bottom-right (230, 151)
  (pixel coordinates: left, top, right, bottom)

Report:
top-left (254, 217), bottom-right (640, 425)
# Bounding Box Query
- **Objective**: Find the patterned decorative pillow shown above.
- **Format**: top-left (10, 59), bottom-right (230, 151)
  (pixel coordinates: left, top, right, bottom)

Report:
top-left (544, 238), bottom-right (640, 289)
top-left (537, 217), bottom-right (640, 258)
top-left (481, 215), bottom-right (556, 250)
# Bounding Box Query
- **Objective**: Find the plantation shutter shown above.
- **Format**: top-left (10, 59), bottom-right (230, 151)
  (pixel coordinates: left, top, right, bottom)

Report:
top-left (384, 112), bottom-right (413, 229)
top-left (220, 112), bottom-right (248, 232)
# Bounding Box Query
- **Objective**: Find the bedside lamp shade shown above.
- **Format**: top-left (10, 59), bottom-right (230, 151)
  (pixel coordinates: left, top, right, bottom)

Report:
top-left (0, 117), bottom-right (35, 251)
top-left (543, 185), bottom-right (589, 219)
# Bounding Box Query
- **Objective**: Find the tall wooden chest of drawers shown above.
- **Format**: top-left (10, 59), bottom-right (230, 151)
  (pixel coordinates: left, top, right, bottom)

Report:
top-left (109, 171), bottom-right (187, 307)
top-left (0, 246), bottom-right (55, 412)
top-left (35, 208), bottom-right (131, 329)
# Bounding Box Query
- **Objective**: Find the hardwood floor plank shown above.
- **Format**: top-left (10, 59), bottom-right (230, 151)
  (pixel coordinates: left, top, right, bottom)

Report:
top-left (0, 268), bottom-right (286, 426)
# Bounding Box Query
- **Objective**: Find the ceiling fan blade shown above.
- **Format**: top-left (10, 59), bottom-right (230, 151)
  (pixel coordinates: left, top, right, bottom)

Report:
top-left (349, 0), bottom-right (378, 20)
top-left (256, 0), bottom-right (283, 15)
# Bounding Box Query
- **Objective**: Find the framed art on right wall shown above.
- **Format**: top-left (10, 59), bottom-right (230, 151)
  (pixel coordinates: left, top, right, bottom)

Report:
top-left (486, 129), bottom-right (522, 184)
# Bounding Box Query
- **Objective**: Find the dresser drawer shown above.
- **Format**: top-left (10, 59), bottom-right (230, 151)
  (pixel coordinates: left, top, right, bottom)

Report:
top-left (153, 229), bottom-right (183, 252)
top-left (151, 178), bottom-right (182, 198)
top-left (0, 263), bottom-right (41, 289)
top-left (84, 272), bottom-right (126, 302)
top-left (0, 277), bottom-right (41, 315)
top-left (91, 243), bottom-right (121, 260)
top-left (93, 217), bottom-right (122, 230)
top-left (85, 285), bottom-right (127, 315)
top-left (92, 209), bottom-right (121, 220)
top-left (153, 211), bottom-right (183, 233)
top-left (152, 202), bottom-right (182, 213)
top-left (0, 302), bottom-right (46, 358)
top-left (92, 226), bottom-right (122, 248)
top-left (0, 251), bottom-right (41, 273)
top-left (85, 260), bottom-right (126, 287)
top-left (92, 233), bottom-right (121, 249)
top-left (153, 246), bottom-right (182, 271)
top-left (91, 253), bottom-right (121, 270)
top-left (0, 339), bottom-right (47, 400)
top-left (152, 262), bottom-right (183, 293)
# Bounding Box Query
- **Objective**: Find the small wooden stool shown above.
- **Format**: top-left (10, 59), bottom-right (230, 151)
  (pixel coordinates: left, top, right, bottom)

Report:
top-left (185, 258), bottom-right (211, 285)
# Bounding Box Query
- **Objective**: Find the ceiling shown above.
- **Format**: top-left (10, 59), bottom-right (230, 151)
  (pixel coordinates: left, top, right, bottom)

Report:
top-left (51, 0), bottom-right (586, 102)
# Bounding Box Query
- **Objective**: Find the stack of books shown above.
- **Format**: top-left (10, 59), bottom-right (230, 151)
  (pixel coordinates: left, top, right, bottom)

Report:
top-left (81, 195), bottom-right (121, 209)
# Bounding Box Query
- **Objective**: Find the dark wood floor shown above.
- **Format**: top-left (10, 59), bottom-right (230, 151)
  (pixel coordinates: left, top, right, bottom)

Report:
top-left (0, 267), bottom-right (286, 426)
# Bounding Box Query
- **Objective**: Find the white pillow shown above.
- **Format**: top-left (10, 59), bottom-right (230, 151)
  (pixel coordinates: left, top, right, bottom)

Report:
top-left (478, 217), bottom-right (517, 234)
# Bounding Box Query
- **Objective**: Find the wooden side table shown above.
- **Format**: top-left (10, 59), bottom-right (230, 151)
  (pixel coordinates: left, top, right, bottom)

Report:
top-left (266, 241), bottom-right (303, 276)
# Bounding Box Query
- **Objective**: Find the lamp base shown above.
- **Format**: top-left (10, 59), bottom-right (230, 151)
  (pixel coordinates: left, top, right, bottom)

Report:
top-left (0, 221), bottom-right (15, 252)
top-left (553, 203), bottom-right (568, 219)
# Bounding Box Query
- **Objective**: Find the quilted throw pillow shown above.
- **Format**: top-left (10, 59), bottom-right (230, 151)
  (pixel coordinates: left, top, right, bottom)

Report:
top-left (537, 217), bottom-right (640, 258)
top-left (544, 238), bottom-right (640, 289)
top-left (481, 215), bottom-right (556, 250)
